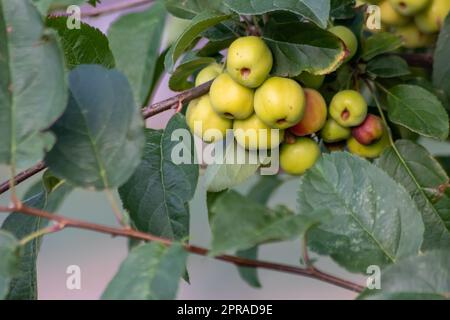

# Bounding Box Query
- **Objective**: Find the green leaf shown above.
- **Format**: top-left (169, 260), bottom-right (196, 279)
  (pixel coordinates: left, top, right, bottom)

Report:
top-left (0, 0), bottom-right (67, 169)
top-left (359, 250), bottom-right (450, 300)
top-left (377, 140), bottom-right (450, 250)
top-left (386, 85), bottom-right (449, 140)
top-left (164, 11), bottom-right (231, 73)
top-left (433, 15), bottom-right (450, 110)
top-left (1, 173), bottom-right (71, 300)
top-left (101, 242), bottom-right (187, 300)
top-left (366, 55), bottom-right (410, 78)
top-left (164, 0), bottom-right (224, 19)
top-left (46, 16), bottom-right (115, 69)
top-left (0, 231), bottom-right (19, 300)
top-left (108, 1), bottom-right (166, 106)
top-left (362, 33), bottom-right (403, 61)
top-left (169, 55), bottom-right (216, 91)
top-left (236, 247), bottom-right (261, 288)
top-left (437, 156), bottom-right (450, 175)
top-left (210, 190), bottom-right (323, 255)
top-left (204, 140), bottom-right (262, 193)
top-left (119, 114), bottom-right (198, 240)
top-left (224, 0), bottom-right (330, 28)
top-left (330, 0), bottom-right (356, 19)
top-left (45, 65), bottom-right (145, 189)
top-left (298, 152), bottom-right (424, 273)
top-left (263, 21), bottom-right (346, 77)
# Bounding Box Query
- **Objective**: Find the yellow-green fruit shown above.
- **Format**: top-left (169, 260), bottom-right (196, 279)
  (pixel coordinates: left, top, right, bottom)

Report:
top-left (254, 77), bottom-right (305, 129)
top-left (379, 0), bottom-right (410, 26)
top-left (328, 26), bottom-right (358, 62)
top-left (394, 24), bottom-right (436, 48)
top-left (289, 89), bottom-right (327, 136)
top-left (209, 73), bottom-right (254, 120)
top-left (233, 114), bottom-right (284, 150)
top-left (186, 95), bottom-right (233, 143)
top-left (195, 63), bottom-right (223, 86)
top-left (329, 90), bottom-right (368, 127)
top-left (388, 0), bottom-right (430, 16)
top-left (415, 0), bottom-right (450, 34)
top-left (296, 72), bottom-right (326, 90)
top-left (280, 138), bottom-right (321, 175)
top-left (347, 130), bottom-right (390, 158)
top-left (226, 36), bottom-right (273, 88)
top-left (321, 118), bottom-right (352, 143)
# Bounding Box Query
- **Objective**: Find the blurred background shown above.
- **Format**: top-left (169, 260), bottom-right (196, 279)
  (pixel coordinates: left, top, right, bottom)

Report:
top-left (1, 0), bottom-right (449, 300)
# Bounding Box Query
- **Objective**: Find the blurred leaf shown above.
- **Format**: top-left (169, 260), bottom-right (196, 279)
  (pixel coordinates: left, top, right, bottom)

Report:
top-left (378, 140), bottom-right (450, 250)
top-left (330, 0), bottom-right (356, 19)
top-left (263, 21), bottom-right (346, 77)
top-left (32, 0), bottom-right (85, 15)
top-left (224, 0), bottom-right (330, 28)
top-left (433, 15), bottom-right (450, 110)
top-left (298, 152), bottom-right (424, 273)
top-left (210, 190), bottom-right (323, 255)
top-left (169, 55), bottom-right (216, 91)
top-left (0, 231), bottom-right (20, 300)
top-left (164, 11), bottom-right (231, 72)
top-left (0, 0), bottom-right (67, 169)
top-left (367, 55), bottom-right (410, 78)
top-left (386, 85), bottom-right (449, 140)
top-left (108, 1), bottom-right (166, 106)
top-left (164, 0), bottom-right (224, 19)
top-left (119, 114), bottom-right (198, 240)
top-left (46, 16), bottom-right (115, 69)
top-left (359, 250), bottom-right (450, 300)
top-left (1, 174), bottom-right (71, 300)
top-left (45, 65), bottom-right (145, 189)
top-left (102, 242), bottom-right (187, 300)
top-left (362, 33), bottom-right (403, 61)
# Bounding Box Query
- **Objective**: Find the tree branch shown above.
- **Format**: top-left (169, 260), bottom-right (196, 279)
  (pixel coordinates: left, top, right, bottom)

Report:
top-left (0, 204), bottom-right (364, 293)
top-left (398, 53), bottom-right (434, 69)
top-left (51, 0), bottom-right (154, 18)
top-left (0, 82), bottom-right (212, 195)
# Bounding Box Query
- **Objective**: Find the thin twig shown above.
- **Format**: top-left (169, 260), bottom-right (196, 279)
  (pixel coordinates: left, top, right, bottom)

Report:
top-left (0, 205), bottom-right (364, 293)
top-left (0, 82), bottom-right (213, 195)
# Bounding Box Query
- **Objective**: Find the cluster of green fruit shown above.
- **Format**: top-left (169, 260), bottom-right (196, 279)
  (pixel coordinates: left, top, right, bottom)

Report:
top-left (186, 35), bottom-right (388, 175)
top-left (361, 0), bottom-right (450, 48)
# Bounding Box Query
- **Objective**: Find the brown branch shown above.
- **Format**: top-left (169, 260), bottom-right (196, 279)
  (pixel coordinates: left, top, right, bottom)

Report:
top-left (51, 0), bottom-right (153, 18)
top-left (0, 204), bottom-right (364, 293)
top-left (398, 53), bottom-right (434, 69)
top-left (0, 82), bottom-right (212, 195)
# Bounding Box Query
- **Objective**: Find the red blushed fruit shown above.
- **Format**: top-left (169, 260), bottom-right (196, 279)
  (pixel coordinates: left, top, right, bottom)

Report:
top-left (351, 114), bottom-right (384, 145)
top-left (289, 88), bottom-right (327, 136)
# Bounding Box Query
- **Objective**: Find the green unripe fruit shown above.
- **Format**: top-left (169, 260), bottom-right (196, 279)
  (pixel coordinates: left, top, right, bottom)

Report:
top-left (186, 95), bottom-right (233, 143)
top-left (233, 114), bottom-right (284, 150)
top-left (280, 138), bottom-right (321, 175)
top-left (254, 77), bottom-right (305, 129)
top-left (329, 90), bottom-right (368, 127)
top-left (209, 73), bottom-right (254, 120)
top-left (347, 130), bottom-right (390, 158)
top-left (296, 72), bottom-right (325, 90)
top-left (328, 26), bottom-right (358, 62)
top-left (226, 36), bottom-right (273, 88)
top-left (321, 118), bottom-right (352, 143)
top-left (415, 0), bottom-right (450, 34)
top-left (394, 24), bottom-right (435, 48)
top-left (379, 0), bottom-right (410, 26)
top-left (388, 0), bottom-right (430, 16)
top-left (195, 63), bottom-right (223, 86)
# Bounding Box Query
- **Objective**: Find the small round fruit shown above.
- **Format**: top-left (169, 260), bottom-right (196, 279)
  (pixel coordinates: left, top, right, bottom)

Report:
top-left (254, 77), bottom-right (305, 129)
top-left (186, 95), bottom-right (233, 143)
top-left (394, 23), bottom-right (435, 48)
top-left (328, 26), bottom-right (358, 62)
top-left (325, 141), bottom-right (347, 152)
top-left (415, 0), bottom-right (450, 34)
top-left (280, 138), bottom-right (321, 175)
top-left (388, 0), bottom-right (430, 16)
top-left (226, 36), bottom-right (273, 88)
top-left (329, 90), bottom-right (368, 127)
top-left (195, 63), bottom-right (223, 86)
top-left (233, 114), bottom-right (284, 150)
top-left (209, 73), bottom-right (254, 120)
top-left (290, 89), bottom-right (327, 136)
top-left (379, 0), bottom-right (410, 26)
top-left (321, 118), bottom-right (352, 143)
top-left (347, 130), bottom-right (390, 158)
top-left (352, 114), bottom-right (384, 145)
top-left (296, 72), bottom-right (325, 90)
